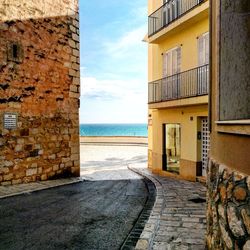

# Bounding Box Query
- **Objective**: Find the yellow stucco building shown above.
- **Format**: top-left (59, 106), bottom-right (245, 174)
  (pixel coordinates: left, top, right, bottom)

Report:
top-left (147, 0), bottom-right (209, 181)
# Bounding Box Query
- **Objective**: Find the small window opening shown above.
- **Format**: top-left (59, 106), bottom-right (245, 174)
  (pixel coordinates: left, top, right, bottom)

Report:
top-left (12, 44), bottom-right (18, 59)
top-left (7, 42), bottom-right (23, 63)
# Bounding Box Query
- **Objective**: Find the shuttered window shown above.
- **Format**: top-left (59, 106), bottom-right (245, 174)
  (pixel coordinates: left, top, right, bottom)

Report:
top-left (198, 32), bottom-right (209, 66)
top-left (162, 46), bottom-right (181, 77)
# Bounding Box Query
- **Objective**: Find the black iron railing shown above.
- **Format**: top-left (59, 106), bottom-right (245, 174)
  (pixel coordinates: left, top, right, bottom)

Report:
top-left (148, 0), bottom-right (204, 37)
top-left (148, 64), bottom-right (209, 103)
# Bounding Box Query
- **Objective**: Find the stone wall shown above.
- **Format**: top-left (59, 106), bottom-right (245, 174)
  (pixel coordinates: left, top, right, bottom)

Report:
top-left (0, 0), bottom-right (80, 185)
top-left (206, 158), bottom-right (250, 250)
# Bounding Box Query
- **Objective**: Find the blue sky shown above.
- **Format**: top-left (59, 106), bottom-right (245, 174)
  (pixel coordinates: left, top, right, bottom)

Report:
top-left (79, 0), bottom-right (148, 124)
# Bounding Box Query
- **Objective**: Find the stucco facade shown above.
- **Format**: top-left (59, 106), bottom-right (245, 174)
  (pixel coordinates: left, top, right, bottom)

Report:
top-left (147, 0), bottom-right (209, 181)
top-left (0, 0), bottom-right (80, 185)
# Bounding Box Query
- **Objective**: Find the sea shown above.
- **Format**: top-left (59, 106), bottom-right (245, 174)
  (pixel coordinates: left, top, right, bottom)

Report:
top-left (80, 124), bottom-right (148, 137)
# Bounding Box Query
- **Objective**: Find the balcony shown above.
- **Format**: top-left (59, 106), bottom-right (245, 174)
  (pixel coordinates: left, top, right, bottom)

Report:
top-left (148, 0), bottom-right (205, 37)
top-left (148, 64), bottom-right (209, 104)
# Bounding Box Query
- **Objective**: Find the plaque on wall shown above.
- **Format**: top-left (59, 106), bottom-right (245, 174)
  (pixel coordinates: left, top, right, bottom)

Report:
top-left (3, 113), bottom-right (17, 129)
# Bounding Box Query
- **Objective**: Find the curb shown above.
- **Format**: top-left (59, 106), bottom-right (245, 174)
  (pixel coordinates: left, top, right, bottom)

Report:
top-left (120, 177), bottom-right (156, 250)
top-left (0, 177), bottom-right (84, 199)
top-left (128, 166), bottom-right (165, 250)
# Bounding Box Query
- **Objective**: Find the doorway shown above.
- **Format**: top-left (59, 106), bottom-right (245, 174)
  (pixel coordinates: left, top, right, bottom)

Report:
top-left (163, 124), bottom-right (181, 173)
top-left (201, 117), bottom-right (210, 176)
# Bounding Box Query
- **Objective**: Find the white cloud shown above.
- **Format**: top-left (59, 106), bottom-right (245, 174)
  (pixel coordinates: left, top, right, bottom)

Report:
top-left (79, 75), bottom-right (148, 124)
top-left (103, 24), bottom-right (147, 58)
top-left (81, 76), bottom-right (146, 101)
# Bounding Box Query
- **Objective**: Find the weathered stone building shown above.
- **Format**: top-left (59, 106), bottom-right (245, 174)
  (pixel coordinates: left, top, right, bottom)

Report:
top-left (0, 0), bottom-right (80, 185)
top-left (207, 0), bottom-right (250, 249)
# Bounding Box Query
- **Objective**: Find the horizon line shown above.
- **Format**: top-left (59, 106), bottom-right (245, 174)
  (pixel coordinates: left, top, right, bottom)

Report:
top-left (79, 122), bottom-right (147, 125)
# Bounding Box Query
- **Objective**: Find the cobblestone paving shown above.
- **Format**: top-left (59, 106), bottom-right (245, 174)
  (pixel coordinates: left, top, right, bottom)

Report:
top-left (131, 165), bottom-right (207, 250)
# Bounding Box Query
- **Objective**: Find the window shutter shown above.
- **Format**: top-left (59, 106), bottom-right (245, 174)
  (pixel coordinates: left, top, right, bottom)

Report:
top-left (198, 35), bottom-right (204, 66)
top-left (205, 33), bottom-right (209, 64)
top-left (163, 52), bottom-right (167, 77)
top-left (176, 47), bottom-right (181, 73)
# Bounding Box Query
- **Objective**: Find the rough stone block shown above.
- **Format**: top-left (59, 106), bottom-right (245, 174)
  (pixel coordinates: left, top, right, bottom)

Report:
top-left (233, 186), bottom-right (247, 201)
top-left (4, 173), bottom-right (13, 181)
top-left (12, 179), bottom-right (22, 185)
top-left (72, 33), bottom-right (79, 42)
top-left (135, 239), bottom-right (149, 250)
top-left (26, 168), bottom-right (37, 176)
top-left (68, 39), bottom-right (76, 48)
top-left (72, 49), bottom-right (79, 57)
top-left (72, 63), bottom-right (79, 70)
top-left (71, 146), bottom-right (79, 154)
top-left (70, 85), bottom-right (78, 93)
top-left (69, 25), bottom-right (76, 32)
top-left (65, 161), bottom-right (73, 167)
top-left (72, 19), bottom-right (79, 28)
top-left (243, 240), bottom-right (250, 250)
top-left (41, 174), bottom-right (47, 181)
top-left (53, 165), bottom-right (59, 171)
top-left (4, 161), bottom-right (14, 167)
top-left (69, 69), bottom-right (77, 77)
top-left (241, 208), bottom-right (250, 234)
top-left (69, 91), bottom-right (80, 99)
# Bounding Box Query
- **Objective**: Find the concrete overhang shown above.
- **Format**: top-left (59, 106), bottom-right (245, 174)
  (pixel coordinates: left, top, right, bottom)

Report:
top-left (148, 95), bottom-right (208, 109)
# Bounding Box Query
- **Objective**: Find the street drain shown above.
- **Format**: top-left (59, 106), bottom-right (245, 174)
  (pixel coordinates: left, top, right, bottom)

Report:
top-left (120, 178), bottom-right (156, 250)
top-left (189, 197), bottom-right (206, 203)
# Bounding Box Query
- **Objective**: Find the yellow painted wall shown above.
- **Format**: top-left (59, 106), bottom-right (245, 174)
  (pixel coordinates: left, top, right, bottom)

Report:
top-left (150, 105), bottom-right (207, 171)
top-left (148, 109), bottom-right (153, 168)
top-left (148, 17), bottom-right (209, 82)
top-left (148, 0), bottom-right (162, 14)
top-left (147, 0), bottom-right (209, 179)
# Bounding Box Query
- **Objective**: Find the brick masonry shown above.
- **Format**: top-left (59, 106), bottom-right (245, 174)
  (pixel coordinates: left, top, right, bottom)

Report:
top-left (206, 158), bottom-right (250, 250)
top-left (0, 0), bottom-right (80, 185)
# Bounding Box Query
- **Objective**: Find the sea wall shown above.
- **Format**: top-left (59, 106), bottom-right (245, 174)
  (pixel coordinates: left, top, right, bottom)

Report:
top-left (206, 158), bottom-right (250, 249)
top-left (0, 0), bottom-right (80, 185)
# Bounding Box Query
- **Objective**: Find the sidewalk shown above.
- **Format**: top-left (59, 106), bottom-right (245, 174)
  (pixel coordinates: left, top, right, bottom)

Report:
top-left (129, 163), bottom-right (207, 250)
top-left (0, 177), bottom-right (82, 199)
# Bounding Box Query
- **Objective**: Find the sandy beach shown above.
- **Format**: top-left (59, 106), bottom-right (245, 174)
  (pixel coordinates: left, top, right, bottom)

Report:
top-left (80, 136), bottom-right (148, 179)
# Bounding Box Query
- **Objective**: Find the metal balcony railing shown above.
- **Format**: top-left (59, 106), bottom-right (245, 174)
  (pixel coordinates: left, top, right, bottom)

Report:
top-left (148, 0), bottom-right (204, 37)
top-left (148, 64), bottom-right (209, 103)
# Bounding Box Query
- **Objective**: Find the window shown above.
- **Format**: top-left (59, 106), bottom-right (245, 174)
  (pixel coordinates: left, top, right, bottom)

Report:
top-left (7, 42), bottom-right (23, 63)
top-left (198, 33), bottom-right (209, 94)
top-left (163, 46), bottom-right (181, 77)
top-left (162, 47), bottom-right (181, 99)
top-left (163, 0), bottom-right (180, 26)
top-left (198, 32), bottom-right (209, 66)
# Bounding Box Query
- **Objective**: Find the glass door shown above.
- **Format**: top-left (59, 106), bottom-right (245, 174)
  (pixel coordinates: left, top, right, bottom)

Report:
top-left (163, 124), bottom-right (181, 173)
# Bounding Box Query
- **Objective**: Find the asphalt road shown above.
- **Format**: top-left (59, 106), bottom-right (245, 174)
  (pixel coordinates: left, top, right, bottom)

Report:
top-left (0, 144), bottom-right (148, 250)
top-left (0, 176), bottom-right (147, 250)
